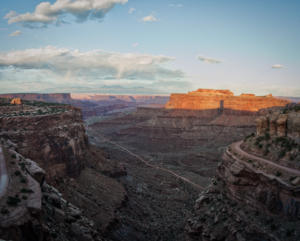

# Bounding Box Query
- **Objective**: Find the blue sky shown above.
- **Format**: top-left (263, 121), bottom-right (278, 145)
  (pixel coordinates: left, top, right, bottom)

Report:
top-left (0, 0), bottom-right (299, 96)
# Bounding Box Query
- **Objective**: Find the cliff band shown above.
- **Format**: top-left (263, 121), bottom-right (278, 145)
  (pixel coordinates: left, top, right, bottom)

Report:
top-left (166, 89), bottom-right (290, 111)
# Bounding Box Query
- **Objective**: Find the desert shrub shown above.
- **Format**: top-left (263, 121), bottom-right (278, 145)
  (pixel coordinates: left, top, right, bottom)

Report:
top-left (20, 177), bottom-right (27, 183)
top-left (275, 171), bottom-right (282, 177)
top-left (286, 228), bottom-right (295, 237)
top-left (279, 150), bottom-right (286, 158)
top-left (11, 154), bottom-right (16, 159)
top-left (263, 148), bottom-right (269, 156)
top-left (245, 133), bottom-right (255, 140)
top-left (14, 170), bottom-right (21, 176)
top-left (264, 132), bottom-right (270, 140)
top-left (7, 196), bottom-right (21, 206)
top-left (0, 208), bottom-right (9, 215)
top-left (20, 188), bottom-right (34, 193)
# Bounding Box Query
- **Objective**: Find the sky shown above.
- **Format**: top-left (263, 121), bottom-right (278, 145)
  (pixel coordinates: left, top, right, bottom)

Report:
top-left (0, 0), bottom-right (299, 96)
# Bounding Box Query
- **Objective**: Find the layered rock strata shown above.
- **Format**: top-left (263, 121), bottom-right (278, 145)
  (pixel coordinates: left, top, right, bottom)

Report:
top-left (0, 105), bottom-right (88, 181)
top-left (256, 105), bottom-right (300, 143)
top-left (0, 140), bottom-right (104, 241)
top-left (166, 89), bottom-right (290, 111)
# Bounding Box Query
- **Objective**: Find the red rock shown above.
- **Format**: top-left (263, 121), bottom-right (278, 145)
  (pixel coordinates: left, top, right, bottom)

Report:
top-left (166, 89), bottom-right (290, 112)
top-left (10, 98), bottom-right (22, 105)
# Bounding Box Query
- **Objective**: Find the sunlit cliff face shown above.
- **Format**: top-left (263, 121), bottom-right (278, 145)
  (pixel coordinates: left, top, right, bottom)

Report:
top-left (165, 89), bottom-right (290, 111)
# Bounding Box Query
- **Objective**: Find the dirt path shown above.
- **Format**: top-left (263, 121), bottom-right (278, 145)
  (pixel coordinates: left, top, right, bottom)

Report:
top-left (90, 131), bottom-right (205, 191)
top-left (232, 141), bottom-right (300, 176)
top-left (0, 146), bottom-right (9, 199)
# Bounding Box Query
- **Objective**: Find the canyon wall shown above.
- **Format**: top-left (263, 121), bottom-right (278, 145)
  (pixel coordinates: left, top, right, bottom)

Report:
top-left (166, 89), bottom-right (290, 112)
top-left (0, 105), bottom-right (88, 181)
top-left (186, 105), bottom-right (300, 241)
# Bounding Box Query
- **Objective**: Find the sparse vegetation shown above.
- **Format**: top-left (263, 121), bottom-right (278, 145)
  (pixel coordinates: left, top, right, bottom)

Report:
top-left (6, 196), bottom-right (21, 206)
top-left (14, 170), bottom-right (21, 176)
top-left (20, 188), bottom-right (34, 194)
top-left (0, 208), bottom-right (9, 215)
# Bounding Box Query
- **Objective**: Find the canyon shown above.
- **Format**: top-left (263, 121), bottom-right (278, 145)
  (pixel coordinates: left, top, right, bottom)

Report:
top-left (186, 103), bottom-right (300, 241)
top-left (0, 89), bottom-right (299, 241)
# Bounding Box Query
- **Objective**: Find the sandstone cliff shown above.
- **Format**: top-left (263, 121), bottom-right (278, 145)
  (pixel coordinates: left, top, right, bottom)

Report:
top-left (186, 105), bottom-right (300, 241)
top-left (0, 139), bottom-right (104, 241)
top-left (166, 89), bottom-right (290, 111)
top-left (0, 104), bottom-right (88, 181)
top-left (0, 100), bottom-right (128, 239)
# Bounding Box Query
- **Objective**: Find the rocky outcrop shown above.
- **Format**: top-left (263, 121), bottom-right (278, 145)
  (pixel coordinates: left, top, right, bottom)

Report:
top-left (10, 98), bottom-right (22, 105)
top-left (0, 140), bottom-right (104, 241)
top-left (186, 105), bottom-right (300, 240)
top-left (0, 105), bottom-right (89, 182)
top-left (166, 89), bottom-right (290, 112)
top-left (256, 105), bottom-right (300, 143)
top-left (186, 146), bottom-right (300, 241)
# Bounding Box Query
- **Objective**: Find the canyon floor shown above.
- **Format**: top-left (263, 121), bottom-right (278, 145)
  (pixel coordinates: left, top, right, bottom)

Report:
top-left (87, 107), bottom-right (256, 240)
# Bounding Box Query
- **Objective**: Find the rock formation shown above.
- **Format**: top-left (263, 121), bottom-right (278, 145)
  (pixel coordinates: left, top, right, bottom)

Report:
top-left (186, 104), bottom-right (300, 241)
top-left (0, 103), bottom-right (88, 182)
top-left (166, 89), bottom-right (290, 111)
top-left (256, 104), bottom-right (300, 143)
top-left (0, 140), bottom-right (104, 241)
top-left (10, 98), bottom-right (22, 105)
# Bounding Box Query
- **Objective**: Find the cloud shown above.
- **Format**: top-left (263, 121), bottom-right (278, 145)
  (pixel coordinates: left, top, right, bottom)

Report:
top-left (132, 42), bottom-right (139, 47)
top-left (0, 46), bottom-right (184, 81)
top-left (169, 4), bottom-right (183, 8)
top-left (142, 15), bottom-right (158, 22)
top-left (9, 30), bottom-right (21, 37)
top-left (4, 0), bottom-right (128, 28)
top-left (198, 55), bottom-right (222, 64)
top-left (128, 7), bottom-right (136, 14)
top-left (272, 64), bottom-right (284, 69)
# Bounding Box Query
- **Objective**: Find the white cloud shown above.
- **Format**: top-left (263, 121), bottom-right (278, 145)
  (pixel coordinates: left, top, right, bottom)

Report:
top-left (0, 46), bottom-right (183, 80)
top-left (169, 4), bottom-right (183, 8)
top-left (272, 64), bottom-right (284, 69)
top-left (4, 0), bottom-right (128, 28)
top-left (142, 15), bottom-right (158, 22)
top-left (128, 7), bottom-right (136, 14)
top-left (9, 30), bottom-right (21, 37)
top-left (132, 42), bottom-right (139, 47)
top-left (198, 55), bottom-right (222, 64)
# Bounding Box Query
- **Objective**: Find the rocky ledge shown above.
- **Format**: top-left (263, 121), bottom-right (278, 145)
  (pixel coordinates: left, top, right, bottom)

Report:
top-left (0, 139), bottom-right (104, 241)
top-left (186, 105), bottom-right (300, 241)
top-left (0, 101), bottom-right (88, 182)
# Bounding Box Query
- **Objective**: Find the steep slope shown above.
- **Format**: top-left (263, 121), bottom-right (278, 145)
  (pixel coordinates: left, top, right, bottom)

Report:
top-left (0, 99), bottom-right (128, 239)
top-left (186, 104), bottom-right (300, 241)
